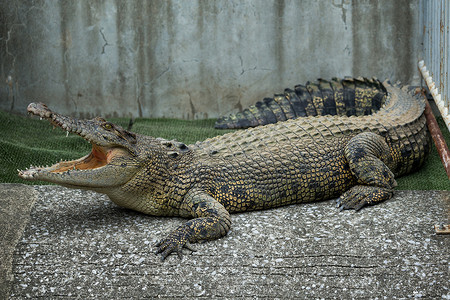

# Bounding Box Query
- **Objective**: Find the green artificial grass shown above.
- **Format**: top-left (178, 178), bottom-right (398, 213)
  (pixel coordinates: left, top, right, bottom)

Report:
top-left (132, 118), bottom-right (234, 145)
top-left (0, 109), bottom-right (449, 190)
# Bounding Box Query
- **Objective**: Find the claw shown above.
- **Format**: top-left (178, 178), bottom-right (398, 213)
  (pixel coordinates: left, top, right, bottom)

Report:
top-left (335, 197), bottom-right (348, 211)
top-left (335, 197), bottom-right (341, 208)
top-left (176, 249), bottom-right (183, 260)
top-left (183, 242), bottom-right (197, 253)
top-left (158, 247), bottom-right (180, 261)
top-left (155, 242), bottom-right (184, 261)
top-left (154, 230), bottom-right (194, 261)
top-left (336, 186), bottom-right (393, 211)
top-left (353, 201), bottom-right (367, 211)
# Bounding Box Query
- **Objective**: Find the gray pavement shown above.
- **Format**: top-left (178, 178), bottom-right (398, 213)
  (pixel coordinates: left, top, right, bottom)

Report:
top-left (1, 183), bottom-right (449, 299)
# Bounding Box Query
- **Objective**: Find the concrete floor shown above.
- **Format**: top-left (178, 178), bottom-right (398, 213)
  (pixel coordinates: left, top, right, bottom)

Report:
top-left (1, 184), bottom-right (449, 299)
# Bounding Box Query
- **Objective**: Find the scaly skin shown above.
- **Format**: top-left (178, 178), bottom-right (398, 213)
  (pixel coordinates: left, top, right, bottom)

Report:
top-left (18, 79), bottom-right (431, 260)
top-left (215, 77), bottom-right (388, 129)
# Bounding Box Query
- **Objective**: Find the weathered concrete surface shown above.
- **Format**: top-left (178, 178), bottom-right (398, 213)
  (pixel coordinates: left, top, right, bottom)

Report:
top-left (0, 0), bottom-right (422, 119)
top-left (1, 184), bottom-right (448, 299)
top-left (0, 184), bottom-right (38, 300)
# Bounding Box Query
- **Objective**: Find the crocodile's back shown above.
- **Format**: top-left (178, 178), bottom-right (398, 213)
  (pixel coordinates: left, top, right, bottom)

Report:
top-left (191, 82), bottom-right (430, 212)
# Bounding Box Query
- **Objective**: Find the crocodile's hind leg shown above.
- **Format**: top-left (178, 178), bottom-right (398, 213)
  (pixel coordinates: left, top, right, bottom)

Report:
top-left (155, 188), bottom-right (231, 260)
top-left (337, 132), bottom-right (397, 210)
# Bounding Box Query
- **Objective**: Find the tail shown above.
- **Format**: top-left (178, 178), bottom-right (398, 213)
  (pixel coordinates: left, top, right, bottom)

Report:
top-left (215, 77), bottom-right (387, 129)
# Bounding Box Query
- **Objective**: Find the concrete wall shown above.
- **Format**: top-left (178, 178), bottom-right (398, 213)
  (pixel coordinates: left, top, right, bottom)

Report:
top-left (0, 0), bottom-right (422, 119)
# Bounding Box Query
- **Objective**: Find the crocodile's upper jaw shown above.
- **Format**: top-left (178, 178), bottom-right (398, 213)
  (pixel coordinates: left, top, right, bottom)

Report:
top-left (18, 103), bottom-right (139, 188)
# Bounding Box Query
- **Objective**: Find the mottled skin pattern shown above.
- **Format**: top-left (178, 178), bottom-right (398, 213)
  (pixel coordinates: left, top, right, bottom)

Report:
top-left (18, 79), bottom-right (430, 260)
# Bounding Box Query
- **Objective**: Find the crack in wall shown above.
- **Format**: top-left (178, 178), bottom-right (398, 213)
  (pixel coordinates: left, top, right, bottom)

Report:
top-left (188, 92), bottom-right (195, 118)
top-left (135, 77), bottom-right (143, 118)
top-left (152, 66), bottom-right (170, 83)
top-left (99, 27), bottom-right (109, 54)
top-left (5, 28), bottom-right (16, 71)
top-left (332, 0), bottom-right (350, 27)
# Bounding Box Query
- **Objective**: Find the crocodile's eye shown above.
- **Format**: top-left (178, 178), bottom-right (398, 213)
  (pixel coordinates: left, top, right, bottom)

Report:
top-left (103, 123), bottom-right (113, 130)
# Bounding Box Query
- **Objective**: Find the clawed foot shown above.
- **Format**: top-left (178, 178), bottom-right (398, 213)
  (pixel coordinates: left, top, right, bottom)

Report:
top-left (336, 185), bottom-right (393, 211)
top-left (154, 226), bottom-right (196, 261)
top-left (336, 193), bottom-right (366, 211)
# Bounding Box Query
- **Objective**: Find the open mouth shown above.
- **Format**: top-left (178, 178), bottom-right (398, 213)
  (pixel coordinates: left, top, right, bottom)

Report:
top-left (18, 103), bottom-right (129, 180)
top-left (18, 144), bottom-right (124, 179)
top-left (48, 144), bottom-right (111, 173)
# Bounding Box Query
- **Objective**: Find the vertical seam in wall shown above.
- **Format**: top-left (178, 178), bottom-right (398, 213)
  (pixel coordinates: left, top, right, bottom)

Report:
top-left (275, 0), bottom-right (285, 84)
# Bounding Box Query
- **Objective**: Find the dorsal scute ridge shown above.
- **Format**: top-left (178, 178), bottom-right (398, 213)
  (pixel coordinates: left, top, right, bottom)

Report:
top-left (215, 77), bottom-right (391, 129)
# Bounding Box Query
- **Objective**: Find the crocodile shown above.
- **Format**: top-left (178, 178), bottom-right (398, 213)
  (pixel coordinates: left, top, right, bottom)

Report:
top-left (18, 78), bottom-right (431, 260)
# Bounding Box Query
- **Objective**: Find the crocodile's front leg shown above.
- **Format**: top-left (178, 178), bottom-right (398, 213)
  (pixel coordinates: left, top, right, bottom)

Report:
top-left (155, 188), bottom-right (231, 260)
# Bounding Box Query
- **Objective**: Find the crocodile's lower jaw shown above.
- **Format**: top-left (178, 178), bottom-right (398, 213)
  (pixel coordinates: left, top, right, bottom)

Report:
top-left (18, 144), bottom-right (126, 180)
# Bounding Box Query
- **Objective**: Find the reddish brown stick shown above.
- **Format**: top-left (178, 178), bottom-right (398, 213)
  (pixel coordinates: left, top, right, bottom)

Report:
top-left (421, 91), bottom-right (450, 179)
